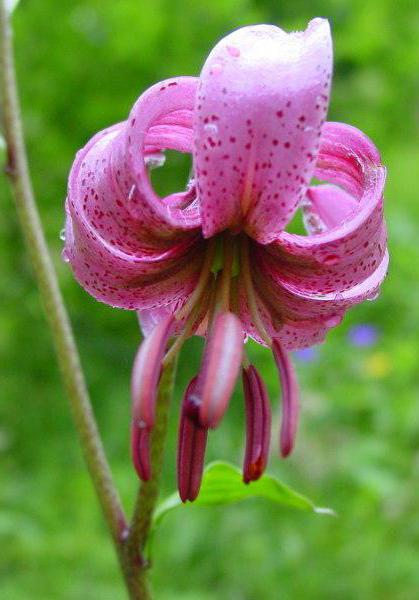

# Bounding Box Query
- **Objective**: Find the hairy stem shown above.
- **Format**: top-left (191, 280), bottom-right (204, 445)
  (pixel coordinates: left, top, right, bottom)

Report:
top-left (0, 2), bottom-right (138, 593)
top-left (123, 356), bottom-right (178, 597)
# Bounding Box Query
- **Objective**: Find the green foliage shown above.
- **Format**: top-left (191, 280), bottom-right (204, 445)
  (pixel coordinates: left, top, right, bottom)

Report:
top-left (1, 0), bottom-right (419, 598)
top-left (149, 461), bottom-right (332, 560)
top-left (155, 461), bottom-right (320, 515)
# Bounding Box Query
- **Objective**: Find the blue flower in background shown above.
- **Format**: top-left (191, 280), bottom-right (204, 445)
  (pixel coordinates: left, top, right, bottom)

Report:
top-left (294, 347), bottom-right (320, 362)
top-left (348, 324), bottom-right (380, 347)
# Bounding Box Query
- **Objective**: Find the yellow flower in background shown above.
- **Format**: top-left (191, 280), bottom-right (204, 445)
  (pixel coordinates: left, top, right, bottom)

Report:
top-left (363, 351), bottom-right (392, 378)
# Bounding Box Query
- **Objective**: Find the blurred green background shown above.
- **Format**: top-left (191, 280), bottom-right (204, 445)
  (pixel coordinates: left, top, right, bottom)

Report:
top-left (1, 0), bottom-right (419, 598)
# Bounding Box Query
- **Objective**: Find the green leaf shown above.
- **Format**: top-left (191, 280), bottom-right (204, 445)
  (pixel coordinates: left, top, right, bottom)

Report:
top-left (149, 461), bottom-right (335, 559)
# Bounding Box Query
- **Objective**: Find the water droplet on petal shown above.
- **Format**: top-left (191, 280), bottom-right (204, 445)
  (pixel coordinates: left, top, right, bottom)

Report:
top-left (204, 123), bottom-right (218, 136)
top-left (59, 228), bottom-right (66, 241)
top-left (366, 290), bottom-right (380, 302)
top-left (334, 292), bottom-right (343, 301)
top-left (304, 125), bottom-right (314, 133)
top-left (61, 248), bottom-right (70, 263)
top-left (145, 152), bottom-right (166, 169)
top-left (186, 176), bottom-right (195, 192)
top-left (303, 211), bottom-right (326, 235)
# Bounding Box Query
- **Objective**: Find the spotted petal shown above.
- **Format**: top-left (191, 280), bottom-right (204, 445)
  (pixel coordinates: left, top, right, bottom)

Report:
top-left (250, 122), bottom-right (388, 328)
top-left (65, 77), bottom-right (206, 309)
top-left (194, 19), bottom-right (332, 242)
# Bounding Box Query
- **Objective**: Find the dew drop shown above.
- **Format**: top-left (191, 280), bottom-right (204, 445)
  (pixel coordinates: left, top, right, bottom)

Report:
top-left (186, 176), bottom-right (195, 192)
top-left (61, 248), bottom-right (70, 263)
top-left (303, 211), bottom-right (326, 235)
top-left (334, 292), bottom-right (343, 301)
top-left (366, 290), bottom-right (380, 302)
top-left (304, 126), bottom-right (314, 133)
top-left (204, 123), bottom-right (219, 136)
top-left (145, 152), bottom-right (166, 169)
top-left (59, 228), bottom-right (66, 241)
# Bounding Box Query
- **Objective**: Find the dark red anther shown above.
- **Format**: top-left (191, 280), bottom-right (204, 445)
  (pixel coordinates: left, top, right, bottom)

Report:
top-left (272, 339), bottom-right (300, 458)
top-left (177, 377), bottom-right (208, 502)
top-left (131, 422), bottom-right (151, 481)
top-left (242, 365), bottom-right (271, 483)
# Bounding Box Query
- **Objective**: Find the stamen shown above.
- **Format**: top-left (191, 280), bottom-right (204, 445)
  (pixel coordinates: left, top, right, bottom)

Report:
top-left (272, 339), bottom-right (300, 458)
top-left (177, 377), bottom-right (208, 502)
top-left (216, 235), bottom-right (235, 312)
top-left (197, 311), bottom-right (243, 428)
top-left (131, 314), bottom-right (173, 428)
top-left (175, 238), bottom-right (216, 321)
top-left (162, 286), bottom-right (212, 367)
top-left (131, 423), bottom-right (151, 481)
top-left (242, 365), bottom-right (271, 483)
top-left (240, 237), bottom-right (272, 346)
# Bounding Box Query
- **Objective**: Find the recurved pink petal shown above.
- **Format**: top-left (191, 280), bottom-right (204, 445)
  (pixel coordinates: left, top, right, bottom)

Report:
top-left (65, 200), bottom-right (205, 310)
top-left (65, 77), bottom-right (205, 309)
top-left (272, 340), bottom-right (300, 458)
top-left (255, 244), bottom-right (389, 321)
top-left (242, 366), bottom-right (271, 483)
top-left (267, 122), bottom-right (387, 295)
top-left (194, 19), bottom-right (332, 242)
top-left (115, 77), bottom-right (201, 233)
top-left (237, 279), bottom-right (330, 350)
top-left (302, 184), bottom-right (358, 234)
top-left (131, 314), bottom-right (173, 429)
top-left (197, 312), bottom-right (244, 428)
top-left (177, 377), bottom-right (209, 502)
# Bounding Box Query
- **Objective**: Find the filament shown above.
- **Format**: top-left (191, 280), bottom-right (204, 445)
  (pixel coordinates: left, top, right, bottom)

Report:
top-left (175, 238), bottom-right (216, 321)
top-left (240, 237), bottom-right (272, 347)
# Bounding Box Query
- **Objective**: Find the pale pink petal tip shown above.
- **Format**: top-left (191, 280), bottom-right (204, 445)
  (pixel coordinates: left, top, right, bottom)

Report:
top-left (177, 377), bottom-right (208, 503)
top-left (242, 366), bottom-right (272, 483)
top-left (272, 339), bottom-right (300, 458)
top-left (198, 311), bottom-right (244, 429)
top-left (131, 314), bottom-right (173, 429)
top-left (131, 423), bottom-right (151, 481)
top-left (194, 18), bottom-right (332, 243)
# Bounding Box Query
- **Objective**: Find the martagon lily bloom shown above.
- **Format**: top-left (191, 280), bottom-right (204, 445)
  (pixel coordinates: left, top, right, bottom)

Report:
top-left (64, 19), bottom-right (388, 502)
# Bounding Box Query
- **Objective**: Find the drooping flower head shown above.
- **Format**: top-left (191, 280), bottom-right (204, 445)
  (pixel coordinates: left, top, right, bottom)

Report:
top-left (64, 19), bottom-right (388, 502)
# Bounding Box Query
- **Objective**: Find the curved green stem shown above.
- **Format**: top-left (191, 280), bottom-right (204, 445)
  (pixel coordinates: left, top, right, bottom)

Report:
top-left (122, 355), bottom-right (178, 598)
top-left (0, 6), bottom-right (178, 597)
top-left (0, 0), bottom-right (131, 587)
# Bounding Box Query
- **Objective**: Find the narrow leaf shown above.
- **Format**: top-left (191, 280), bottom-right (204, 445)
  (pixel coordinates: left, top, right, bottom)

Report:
top-left (149, 461), bottom-right (334, 559)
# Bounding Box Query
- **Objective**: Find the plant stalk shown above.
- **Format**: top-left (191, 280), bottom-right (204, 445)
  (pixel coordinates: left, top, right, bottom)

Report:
top-left (122, 356), bottom-right (178, 598)
top-left (0, 1), bottom-right (133, 592)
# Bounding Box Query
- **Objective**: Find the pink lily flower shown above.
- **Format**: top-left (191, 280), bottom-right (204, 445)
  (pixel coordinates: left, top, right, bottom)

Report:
top-left (64, 19), bottom-right (388, 502)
